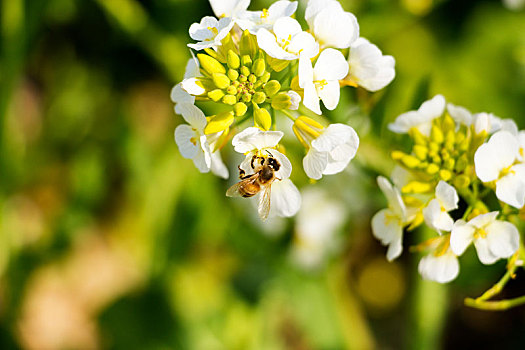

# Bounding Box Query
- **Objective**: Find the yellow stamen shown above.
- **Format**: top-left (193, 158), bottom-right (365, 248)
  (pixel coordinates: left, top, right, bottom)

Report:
top-left (314, 79), bottom-right (328, 90)
top-left (207, 26), bottom-right (219, 36)
top-left (261, 8), bottom-right (269, 19)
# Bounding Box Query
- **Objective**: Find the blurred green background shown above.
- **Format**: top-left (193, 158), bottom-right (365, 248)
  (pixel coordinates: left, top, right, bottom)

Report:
top-left (1, 0), bottom-right (525, 349)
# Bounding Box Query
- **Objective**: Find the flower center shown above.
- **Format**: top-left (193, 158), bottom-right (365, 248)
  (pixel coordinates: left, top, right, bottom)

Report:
top-left (207, 26), bottom-right (219, 37)
top-left (261, 8), bottom-right (269, 19)
top-left (474, 228), bottom-right (488, 240)
top-left (500, 165), bottom-right (516, 178)
top-left (280, 34), bottom-right (292, 50)
top-left (314, 79), bottom-right (328, 90)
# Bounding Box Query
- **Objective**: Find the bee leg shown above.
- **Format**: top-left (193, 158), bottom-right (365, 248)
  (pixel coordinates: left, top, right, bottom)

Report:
top-left (251, 154), bottom-right (257, 169)
top-left (238, 166), bottom-right (246, 179)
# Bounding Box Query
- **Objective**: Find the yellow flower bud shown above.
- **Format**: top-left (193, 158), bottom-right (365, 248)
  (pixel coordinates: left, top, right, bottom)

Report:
top-left (252, 58), bottom-right (266, 77)
top-left (240, 30), bottom-right (257, 57)
top-left (426, 163), bottom-right (440, 175)
top-left (222, 94), bottom-right (237, 105)
top-left (204, 111), bottom-right (234, 135)
top-left (226, 86), bottom-right (238, 95)
top-left (413, 145), bottom-right (428, 160)
top-left (252, 91), bottom-right (266, 104)
top-left (254, 107), bottom-right (272, 131)
top-left (227, 50), bottom-right (240, 69)
top-left (227, 69), bottom-right (239, 81)
top-left (430, 125), bottom-right (444, 144)
top-left (401, 155), bottom-right (421, 168)
top-left (439, 169), bottom-right (452, 181)
top-left (197, 54), bottom-right (226, 75)
top-left (207, 89), bottom-right (225, 102)
top-left (212, 73), bottom-right (230, 89)
top-left (444, 157), bottom-right (455, 170)
top-left (260, 72), bottom-right (271, 83)
top-left (248, 74), bottom-right (257, 83)
top-left (402, 181), bottom-right (433, 194)
top-left (264, 80), bottom-right (281, 97)
top-left (271, 92), bottom-right (291, 110)
top-left (391, 150), bottom-right (406, 161)
top-left (409, 128), bottom-right (428, 145)
top-left (240, 66), bottom-right (250, 77)
top-left (234, 102), bottom-right (248, 117)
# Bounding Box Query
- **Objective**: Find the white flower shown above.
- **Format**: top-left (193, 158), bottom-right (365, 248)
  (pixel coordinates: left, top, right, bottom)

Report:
top-left (344, 38), bottom-right (395, 92)
top-left (450, 212), bottom-right (520, 264)
top-left (299, 49), bottom-right (349, 115)
top-left (474, 130), bottom-right (525, 208)
top-left (503, 0), bottom-right (525, 11)
top-left (293, 119), bottom-right (359, 180)
top-left (187, 16), bottom-right (234, 51)
top-left (174, 104), bottom-right (211, 173)
top-left (257, 17), bottom-right (319, 60)
top-left (291, 189), bottom-right (345, 269)
top-left (206, 131), bottom-right (230, 179)
top-left (170, 58), bottom-right (200, 113)
top-left (305, 0), bottom-right (359, 49)
top-left (371, 176), bottom-right (408, 261)
top-left (236, 0), bottom-right (298, 34)
top-left (388, 95), bottom-right (446, 136)
top-left (231, 127), bottom-right (300, 219)
top-left (232, 127), bottom-right (292, 180)
top-left (422, 181), bottom-right (459, 233)
top-left (418, 246), bottom-right (459, 283)
top-left (287, 91), bottom-right (301, 110)
top-left (209, 0), bottom-right (249, 18)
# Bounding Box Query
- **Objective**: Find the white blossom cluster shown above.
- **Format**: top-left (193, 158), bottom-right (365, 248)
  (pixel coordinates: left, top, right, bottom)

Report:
top-left (171, 0), bottom-right (395, 220)
top-left (373, 95), bottom-right (522, 283)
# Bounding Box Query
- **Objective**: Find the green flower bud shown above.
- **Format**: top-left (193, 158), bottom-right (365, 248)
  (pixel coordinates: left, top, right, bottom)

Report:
top-left (208, 89), bottom-right (225, 102)
top-left (271, 92), bottom-right (291, 110)
top-left (248, 74), bottom-right (257, 83)
top-left (444, 158), bottom-right (455, 170)
top-left (227, 50), bottom-right (240, 69)
top-left (254, 107), bottom-right (272, 131)
top-left (453, 175), bottom-right (471, 189)
top-left (240, 66), bottom-right (250, 77)
top-left (227, 69), bottom-right (239, 81)
top-left (455, 154), bottom-right (468, 172)
top-left (264, 80), bottom-right (281, 97)
top-left (239, 30), bottom-right (257, 57)
top-left (222, 94), bottom-right (237, 105)
top-left (252, 91), bottom-right (266, 104)
top-left (234, 102), bottom-right (248, 117)
top-left (260, 72), bottom-right (271, 83)
top-left (212, 73), bottom-right (230, 89)
top-left (253, 58), bottom-right (266, 77)
top-left (226, 86), bottom-right (238, 95)
top-left (197, 54), bottom-right (226, 75)
top-left (241, 55), bottom-right (252, 67)
top-left (204, 111), bottom-right (234, 135)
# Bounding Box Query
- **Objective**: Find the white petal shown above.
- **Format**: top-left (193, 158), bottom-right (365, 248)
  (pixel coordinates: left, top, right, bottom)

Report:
top-left (447, 103), bottom-right (472, 126)
top-left (305, 0), bottom-right (342, 27)
top-left (423, 199), bottom-right (452, 232)
top-left (450, 220), bottom-right (475, 256)
top-left (303, 81), bottom-right (321, 115)
top-left (270, 179), bottom-right (301, 217)
top-left (501, 119), bottom-right (519, 136)
top-left (270, 149), bottom-right (292, 180)
top-left (313, 8), bottom-right (359, 49)
top-left (191, 135), bottom-right (212, 173)
top-left (419, 94), bottom-right (446, 120)
top-left (474, 238), bottom-right (500, 265)
top-left (183, 57), bottom-right (200, 80)
top-left (174, 124), bottom-right (199, 159)
top-left (312, 123), bottom-right (354, 152)
top-left (496, 171), bottom-right (525, 209)
top-left (473, 113), bottom-right (502, 134)
top-left (298, 54), bottom-right (314, 88)
top-left (187, 41), bottom-right (217, 51)
top-left (474, 131), bottom-right (519, 182)
top-left (239, 152), bottom-right (255, 175)
top-left (371, 209), bottom-right (403, 249)
top-left (486, 221), bottom-right (520, 259)
top-left (257, 28), bottom-right (297, 60)
top-left (386, 234), bottom-right (403, 262)
top-left (273, 16), bottom-right (302, 42)
top-left (377, 176), bottom-right (406, 219)
top-left (210, 151), bottom-right (229, 179)
top-left (267, 0), bottom-right (298, 20)
top-left (287, 91), bottom-right (301, 110)
top-left (210, 0), bottom-right (249, 18)
top-left (177, 103), bottom-right (207, 132)
top-left (469, 212), bottom-right (499, 229)
top-left (317, 80), bottom-right (340, 111)
top-left (189, 16), bottom-right (218, 41)
top-left (303, 148), bottom-right (328, 180)
top-left (171, 85), bottom-right (195, 113)
top-left (347, 38), bottom-right (395, 92)
top-left (287, 32), bottom-right (319, 59)
top-left (435, 180), bottom-right (459, 212)
top-left (232, 127), bottom-right (283, 153)
top-left (314, 48), bottom-right (349, 81)
top-left (181, 77), bottom-right (206, 96)
top-left (418, 251), bottom-right (459, 283)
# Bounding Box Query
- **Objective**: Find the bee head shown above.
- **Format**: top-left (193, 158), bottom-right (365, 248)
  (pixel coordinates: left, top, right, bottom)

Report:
top-left (267, 157), bottom-right (280, 171)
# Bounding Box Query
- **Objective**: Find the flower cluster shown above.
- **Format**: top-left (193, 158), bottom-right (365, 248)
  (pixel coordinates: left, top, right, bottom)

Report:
top-left (373, 95), bottom-right (523, 283)
top-left (171, 0), bottom-right (395, 220)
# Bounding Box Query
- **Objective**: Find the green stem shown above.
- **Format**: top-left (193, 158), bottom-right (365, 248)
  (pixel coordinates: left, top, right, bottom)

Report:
top-left (280, 109), bottom-right (296, 121)
top-left (477, 262), bottom-right (518, 302)
top-left (464, 295), bottom-right (525, 311)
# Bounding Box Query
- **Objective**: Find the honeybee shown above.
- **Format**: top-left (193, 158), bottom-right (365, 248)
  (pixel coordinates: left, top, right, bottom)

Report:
top-left (226, 154), bottom-right (281, 220)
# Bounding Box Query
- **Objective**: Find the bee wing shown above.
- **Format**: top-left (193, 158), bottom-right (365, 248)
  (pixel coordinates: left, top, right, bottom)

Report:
top-left (226, 181), bottom-right (244, 197)
top-left (257, 185), bottom-right (271, 221)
